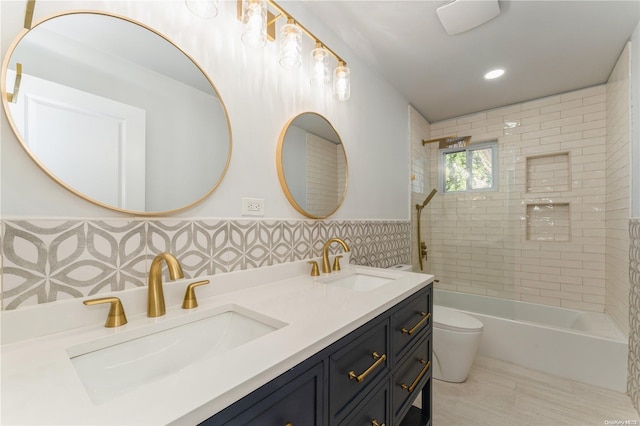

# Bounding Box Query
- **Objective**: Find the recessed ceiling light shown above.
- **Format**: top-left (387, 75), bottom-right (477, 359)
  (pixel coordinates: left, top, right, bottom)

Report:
top-left (484, 68), bottom-right (505, 80)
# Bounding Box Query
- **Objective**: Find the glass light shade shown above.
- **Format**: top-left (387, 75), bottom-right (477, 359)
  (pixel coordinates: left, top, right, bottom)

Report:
top-left (241, 0), bottom-right (267, 49)
top-left (333, 63), bottom-right (350, 101)
top-left (185, 0), bottom-right (219, 18)
top-left (279, 20), bottom-right (302, 69)
top-left (309, 45), bottom-right (330, 86)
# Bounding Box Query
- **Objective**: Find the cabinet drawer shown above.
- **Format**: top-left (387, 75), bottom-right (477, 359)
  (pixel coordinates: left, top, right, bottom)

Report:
top-left (392, 286), bottom-right (432, 359)
top-left (207, 362), bottom-right (323, 426)
top-left (329, 318), bottom-right (390, 422)
top-left (392, 333), bottom-right (431, 423)
top-left (338, 380), bottom-right (390, 426)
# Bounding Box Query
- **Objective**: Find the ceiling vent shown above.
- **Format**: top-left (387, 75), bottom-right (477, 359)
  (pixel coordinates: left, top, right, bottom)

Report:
top-left (436, 0), bottom-right (501, 35)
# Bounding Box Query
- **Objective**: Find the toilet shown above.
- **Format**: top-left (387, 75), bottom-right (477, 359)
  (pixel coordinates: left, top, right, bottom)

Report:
top-left (432, 305), bottom-right (483, 382)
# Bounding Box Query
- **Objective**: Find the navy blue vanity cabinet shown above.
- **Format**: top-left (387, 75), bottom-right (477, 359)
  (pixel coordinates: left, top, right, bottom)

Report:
top-left (200, 283), bottom-right (433, 426)
top-left (337, 379), bottom-right (390, 426)
top-left (201, 360), bottom-right (324, 426)
top-left (392, 333), bottom-right (432, 424)
top-left (391, 285), bottom-right (433, 426)
top-left (328, 317), bottom-right (390, 424)
top-left (392, 285), bottom-right (432, 360)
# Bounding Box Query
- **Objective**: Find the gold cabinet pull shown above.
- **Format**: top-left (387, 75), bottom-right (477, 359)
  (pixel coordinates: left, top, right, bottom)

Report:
top-left (182, 280), bottom-right (210, 309)
top-left (401, 312), bottom-right (431, 335)
top-left (348, 352), bottom-right (387, 383)
top-left (400, 359), bottom-right (431, 393)
top-left (371, 420), bottom-right (385, 426)
top-left (83, 297), bottom-right (128, 328)
top-left (285, 423), bottom-right (293, 426)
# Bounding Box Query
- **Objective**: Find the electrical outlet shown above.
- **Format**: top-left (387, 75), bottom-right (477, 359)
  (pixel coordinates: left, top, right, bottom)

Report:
top-left (242, 197), bottom-right (264, 216)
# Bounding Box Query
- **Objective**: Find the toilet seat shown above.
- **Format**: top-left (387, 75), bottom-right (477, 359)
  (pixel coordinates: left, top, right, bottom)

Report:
top-left (434, 306), bottom-right (483, 332)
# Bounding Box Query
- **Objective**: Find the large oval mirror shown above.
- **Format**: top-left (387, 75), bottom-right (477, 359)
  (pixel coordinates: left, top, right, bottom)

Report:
top-left (1, 11), bottom-right (231, 215)
top-left (277, 112), bottom-right (348, 219)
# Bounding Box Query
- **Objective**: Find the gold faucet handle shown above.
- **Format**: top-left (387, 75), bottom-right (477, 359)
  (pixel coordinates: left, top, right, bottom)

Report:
top-left (182, 280), bottom-right (210, 309)
top-left (332, 255), bottom-right (343, 271)
top-left (307, 261), bottom-right (320, 276)
top-left (83, 297), bottom-right (128, 328)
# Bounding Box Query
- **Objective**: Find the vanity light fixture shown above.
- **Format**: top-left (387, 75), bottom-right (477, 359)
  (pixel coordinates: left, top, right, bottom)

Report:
top-left (185, 0), bottom-right (219, 18)
top-left (233, 0), bottom-right (351, 100)
top-left (279, 18), bottom-right (302, 69)
top-left (310, 43), bottom-right (330, 85)
top-left (333, 61), bottom-right (351, 101)
top-left (484, 68), bottom-right (505, 80)
top-left (241, 0), bottom-right (268, 49)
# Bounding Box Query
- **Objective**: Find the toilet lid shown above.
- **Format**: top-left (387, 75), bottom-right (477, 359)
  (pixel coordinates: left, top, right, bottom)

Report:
top-left (434, 305), bottom-right (483, 332)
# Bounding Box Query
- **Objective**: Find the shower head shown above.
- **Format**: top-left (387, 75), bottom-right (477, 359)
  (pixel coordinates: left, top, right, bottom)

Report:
top-left (416, 188), bottom-right (437, 212)
top-left (422, 135), bottom-right (471, 149)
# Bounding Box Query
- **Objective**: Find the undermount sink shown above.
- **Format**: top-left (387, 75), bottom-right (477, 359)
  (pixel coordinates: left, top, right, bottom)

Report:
top-left (67, 304), bottom-right (286, 405)
top-left (318, 268), bottom-right (402, 292)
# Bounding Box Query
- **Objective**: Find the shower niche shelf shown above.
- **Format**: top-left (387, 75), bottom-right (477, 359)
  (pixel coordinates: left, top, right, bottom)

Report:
top-left (526, 152), bottom-right (570, 193)
top-left (526, 203), bottom-right (571, 242)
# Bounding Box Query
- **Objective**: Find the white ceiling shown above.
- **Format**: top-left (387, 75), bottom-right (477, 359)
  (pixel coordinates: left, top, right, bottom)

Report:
top-left (302, 0), bottom-right (640, 123)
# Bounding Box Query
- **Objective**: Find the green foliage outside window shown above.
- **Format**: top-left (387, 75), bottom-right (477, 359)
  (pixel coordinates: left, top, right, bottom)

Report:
top-left (443, 145), bottom-right (495, 193)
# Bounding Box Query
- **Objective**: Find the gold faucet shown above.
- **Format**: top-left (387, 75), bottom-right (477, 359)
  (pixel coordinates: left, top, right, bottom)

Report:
top-left (148, 252), bottom-right (184, 317)
top-left (321, 238), bottom-right (350, 274)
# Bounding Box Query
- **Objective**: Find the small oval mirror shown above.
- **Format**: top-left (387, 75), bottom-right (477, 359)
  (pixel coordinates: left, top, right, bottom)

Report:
top-left (1, 11), bottom-right (232, 215)
top-left (277, 112), bottom-right (348, 218)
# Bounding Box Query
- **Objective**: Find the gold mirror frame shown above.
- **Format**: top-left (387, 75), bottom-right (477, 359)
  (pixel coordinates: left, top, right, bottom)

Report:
top-left (1, 10), bottom-right (232, 216)
top-left (276, 112), bottom-right (348, 219)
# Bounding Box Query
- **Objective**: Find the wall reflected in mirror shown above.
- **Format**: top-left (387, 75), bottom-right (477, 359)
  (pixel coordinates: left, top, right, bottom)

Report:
top-left (277, 112), bottom-right (347, 218)
top-left (2, 12), bottom-right (232, 215)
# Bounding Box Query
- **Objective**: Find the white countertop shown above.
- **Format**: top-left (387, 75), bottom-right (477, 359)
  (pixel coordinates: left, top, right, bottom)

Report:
top-left (1, 258), bottom-right (432, 426)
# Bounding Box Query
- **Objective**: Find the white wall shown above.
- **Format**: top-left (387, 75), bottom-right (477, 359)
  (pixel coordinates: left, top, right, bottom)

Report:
top-left (1, 0), bottom-right (410, 220)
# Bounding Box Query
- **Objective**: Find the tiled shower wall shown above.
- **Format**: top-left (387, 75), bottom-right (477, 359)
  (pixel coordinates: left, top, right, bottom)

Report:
top-left (605, 43), bottom-right (631, 335)
top-left (0, 218), bottom-right (410, 310)
top-left (426, 84), bottom-right (609, 312)
top-left (410, 106), bottom-right (432, 272)
top-left (630, 220), bottom-right (640, 412)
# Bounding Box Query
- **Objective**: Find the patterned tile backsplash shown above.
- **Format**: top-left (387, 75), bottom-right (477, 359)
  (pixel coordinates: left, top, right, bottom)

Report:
top-left (630, 219), bottom-right (640, 413)
top-left (1, 218), bottom-right (411, 310)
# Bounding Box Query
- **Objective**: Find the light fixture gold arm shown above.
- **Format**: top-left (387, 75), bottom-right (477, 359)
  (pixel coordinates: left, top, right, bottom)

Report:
top-left (7, 63), bottom-right (23, 104)
top-left (267, 0), bottom-right (346, 65)
top-left (24, 0), bottom-right (36, 29)
top-left (236, 0), bottom-right (346, 65)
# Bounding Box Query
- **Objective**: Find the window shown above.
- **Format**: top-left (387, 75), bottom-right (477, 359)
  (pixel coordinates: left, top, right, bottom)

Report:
top-left (439, 141), bottom-right (497, 193)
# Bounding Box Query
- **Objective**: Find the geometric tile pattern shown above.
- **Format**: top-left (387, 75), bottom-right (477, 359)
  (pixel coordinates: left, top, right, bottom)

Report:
top-left (1, 218), bottom-right (410, 310)
top-left (629, 219), bottom-right (640, 413)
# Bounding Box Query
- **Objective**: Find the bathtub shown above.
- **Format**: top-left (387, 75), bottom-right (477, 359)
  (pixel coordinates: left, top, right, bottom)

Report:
top-left (434, 289), bottom-right (629, 392)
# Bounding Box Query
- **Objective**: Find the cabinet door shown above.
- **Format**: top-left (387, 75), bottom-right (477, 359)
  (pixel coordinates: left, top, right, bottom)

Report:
top-left (329, 318), bottom-right (390, 423)
top-left (201, 362), bottom-right (323, 426)
top-left (392, 333), bottom-right (432, 424)
top-left (338, 380), bottom-right (390, 426)
top-left (392, 286), bottom-right (432, 360)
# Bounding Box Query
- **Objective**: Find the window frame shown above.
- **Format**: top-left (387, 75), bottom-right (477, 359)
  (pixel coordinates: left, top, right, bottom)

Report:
top-left (438, 140), bottom-right (498, 194)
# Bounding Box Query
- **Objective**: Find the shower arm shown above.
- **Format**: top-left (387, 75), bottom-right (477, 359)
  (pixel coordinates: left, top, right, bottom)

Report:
top-left (416, 189), bottom-right (437, 271)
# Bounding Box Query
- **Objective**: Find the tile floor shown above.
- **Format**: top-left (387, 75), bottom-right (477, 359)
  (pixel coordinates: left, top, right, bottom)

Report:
top-left (428, 355), bottom-right (640, 426)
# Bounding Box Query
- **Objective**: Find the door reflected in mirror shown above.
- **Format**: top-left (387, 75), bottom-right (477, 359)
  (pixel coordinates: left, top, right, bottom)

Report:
top-left (2, 12), bottom-right (232, 215)
top-left (277, 112), bottom-right (348, 218)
